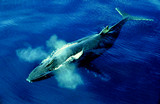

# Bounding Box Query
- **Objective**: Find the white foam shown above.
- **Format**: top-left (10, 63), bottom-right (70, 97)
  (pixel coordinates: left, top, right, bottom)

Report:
top-left (55, 64), bottom-right (83, 89)
top-left (16, 46), bottom-right (47, 62)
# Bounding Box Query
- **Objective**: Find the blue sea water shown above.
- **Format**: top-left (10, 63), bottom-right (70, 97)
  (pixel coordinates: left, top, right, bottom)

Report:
top-left (0, 0), bottom-right (160, 104)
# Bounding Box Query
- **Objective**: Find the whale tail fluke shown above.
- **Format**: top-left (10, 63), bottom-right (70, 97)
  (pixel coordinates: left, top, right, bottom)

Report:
top-left (115, 8), bottom-right (154, 21)
top-left (99, 8), bottom-right (153, 36)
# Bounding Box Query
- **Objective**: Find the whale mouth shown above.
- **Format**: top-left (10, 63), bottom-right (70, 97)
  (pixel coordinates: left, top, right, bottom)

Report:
top-left (26, 72), bottom-right (54, 83)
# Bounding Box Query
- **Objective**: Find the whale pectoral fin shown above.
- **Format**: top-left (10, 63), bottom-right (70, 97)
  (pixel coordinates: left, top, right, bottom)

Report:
top-left (72, 50), bottom-right (83, 60)
top-left (65, 50), bottom-right (83, 63)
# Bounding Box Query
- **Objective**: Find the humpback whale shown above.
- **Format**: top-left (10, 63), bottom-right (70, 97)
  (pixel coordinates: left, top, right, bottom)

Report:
top-left (26, 8), bottom-right (153, 83)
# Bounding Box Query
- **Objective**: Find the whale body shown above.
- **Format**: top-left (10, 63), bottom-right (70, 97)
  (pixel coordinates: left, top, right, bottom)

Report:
top-left (26, 8), bottom-right (153, 83)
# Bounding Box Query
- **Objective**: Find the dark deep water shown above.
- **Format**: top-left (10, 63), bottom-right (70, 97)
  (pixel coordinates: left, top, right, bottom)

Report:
top-left (0, 0), bottom-right (160, 104)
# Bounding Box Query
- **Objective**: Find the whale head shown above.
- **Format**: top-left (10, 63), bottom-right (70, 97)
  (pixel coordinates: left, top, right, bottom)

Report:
top-left (26, 44), bottom-right (83, 83)
top-left (26, 56), bottom-right (59, 83)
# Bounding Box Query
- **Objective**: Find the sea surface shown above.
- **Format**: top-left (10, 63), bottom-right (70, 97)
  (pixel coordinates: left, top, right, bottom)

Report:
top-left (0, 0), bottom-right (160, 104)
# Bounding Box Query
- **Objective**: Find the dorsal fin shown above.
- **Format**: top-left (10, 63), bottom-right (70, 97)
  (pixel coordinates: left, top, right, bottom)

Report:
top-left (99, 26), bottom-right (109, 36)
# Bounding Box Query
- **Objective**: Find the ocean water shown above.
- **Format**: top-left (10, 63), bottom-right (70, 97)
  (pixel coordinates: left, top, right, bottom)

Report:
top-left (0, 0), bottom-right (160, 104)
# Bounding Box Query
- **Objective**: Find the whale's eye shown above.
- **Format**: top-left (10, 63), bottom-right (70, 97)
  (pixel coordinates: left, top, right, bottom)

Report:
top-left (48, 68), bottom-right (52, 71)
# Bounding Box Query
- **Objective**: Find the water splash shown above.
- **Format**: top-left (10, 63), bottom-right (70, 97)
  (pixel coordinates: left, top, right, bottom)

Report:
top-left (16, 46), bottom-right (47, 62)
top-left (16, 35), bottom-right (66, 62)
top-left (46, 35), bottom-right (66, 50)
top-left (16, 35), bottom-right (83, 89)
top-left (55, 64), bottom-right (83, 89)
